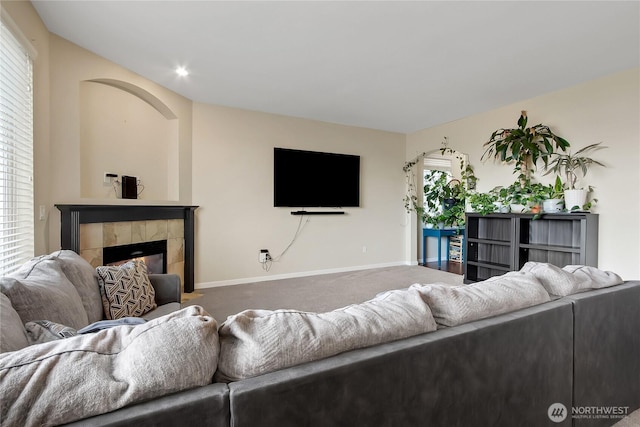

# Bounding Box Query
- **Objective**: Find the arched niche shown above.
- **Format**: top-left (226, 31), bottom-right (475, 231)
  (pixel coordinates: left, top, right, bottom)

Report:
top-left (79, 79), bottom-right (179, 201)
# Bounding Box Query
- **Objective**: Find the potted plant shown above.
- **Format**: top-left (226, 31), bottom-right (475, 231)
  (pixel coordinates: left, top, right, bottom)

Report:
top-left (544, 142), bottom-right (606, 211)
top-left (542, 176), bottom-right (565, 213)
top-left (442, 179), bottom-right (462, 210)
top-left (422, 170), bottom-right (466, 228)
top-left (501, 181), bottom-right (529, 213)
top-left (526, 182), bottom-right (550, 214)
top-left (494, 180), bottom-right (545, 213)
top-left (481, 111), bottom-right (571, 187)
top-left (467, 191), bottom-right (498, 215)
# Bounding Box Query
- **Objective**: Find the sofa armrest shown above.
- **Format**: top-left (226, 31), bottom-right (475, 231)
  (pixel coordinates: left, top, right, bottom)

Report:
top-left (149, 274), bottom-right (181, 305)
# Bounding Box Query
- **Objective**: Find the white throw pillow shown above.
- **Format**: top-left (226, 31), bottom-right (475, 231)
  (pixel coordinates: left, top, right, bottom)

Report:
top-left (216, 288), bottom-right (437, 382)
top-left (411, 271), bottom-right (551, 327)
top-left (0, 306), bottom-right (218, 427)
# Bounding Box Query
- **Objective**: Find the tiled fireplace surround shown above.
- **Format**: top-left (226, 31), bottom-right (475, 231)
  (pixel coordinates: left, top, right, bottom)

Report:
top-left (56, 205), bottom-right (197, 293)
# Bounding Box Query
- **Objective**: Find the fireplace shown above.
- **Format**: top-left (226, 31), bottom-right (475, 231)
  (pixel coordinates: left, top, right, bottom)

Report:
top-left (55, 205), bottom-right (198, 292)
top-left (103, 240), bottom-right (167, 274)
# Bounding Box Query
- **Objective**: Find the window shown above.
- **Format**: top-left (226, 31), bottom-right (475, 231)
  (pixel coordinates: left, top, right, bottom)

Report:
top-left (423, 153), bottom-right (453, 215)
top-left (0, 17), bottom-right (34, 274)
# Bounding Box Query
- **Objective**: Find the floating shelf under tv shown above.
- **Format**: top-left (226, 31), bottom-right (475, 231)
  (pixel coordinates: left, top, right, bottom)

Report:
top-left (290, 210), bottom-right (345, 216)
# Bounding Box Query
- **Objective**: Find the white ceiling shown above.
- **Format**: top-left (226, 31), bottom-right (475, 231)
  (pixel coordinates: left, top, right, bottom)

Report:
top-left (32, 1), bottom-right (639, 133)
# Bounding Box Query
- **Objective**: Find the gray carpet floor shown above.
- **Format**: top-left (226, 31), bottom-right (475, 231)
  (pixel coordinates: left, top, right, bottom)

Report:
top-left (184, 265), bottom-right (463, 323)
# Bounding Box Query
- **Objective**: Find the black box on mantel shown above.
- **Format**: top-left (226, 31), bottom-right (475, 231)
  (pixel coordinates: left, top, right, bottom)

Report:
top-left (121, 176), bottom-right (137, 199)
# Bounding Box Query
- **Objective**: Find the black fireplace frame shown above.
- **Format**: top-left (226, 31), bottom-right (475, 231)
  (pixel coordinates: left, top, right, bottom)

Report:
top-left (55, 205), bottom-right (198, 292)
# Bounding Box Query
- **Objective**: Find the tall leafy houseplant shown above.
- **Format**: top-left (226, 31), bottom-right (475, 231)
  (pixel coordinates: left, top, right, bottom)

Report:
top-left (422, 171), bottom-right (465, 228)
top-left (482, 111), bottom-right (571, 187)
top-left (544, 142), bottom-right (607, 211)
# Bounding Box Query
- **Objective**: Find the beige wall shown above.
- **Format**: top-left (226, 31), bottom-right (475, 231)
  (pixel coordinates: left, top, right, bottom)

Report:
top-left (79, 81), bottom-right (179, 200)
top-left (4, 1), bottom-right (638, 284)
top-left (46, 34), bottom-right (193, 249)
top-left (406, 68), bottom-right (640, 280)
top-left (192, 103), bottom-right (407, 286)
top-left (3, 0), bottom-right (193, 254)
top-left (50, 34), bottom-right (192, 209)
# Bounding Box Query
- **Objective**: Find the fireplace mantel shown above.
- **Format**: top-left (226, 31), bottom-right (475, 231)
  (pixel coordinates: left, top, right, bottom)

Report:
top-left (55, 204), bottom-right (198, 292)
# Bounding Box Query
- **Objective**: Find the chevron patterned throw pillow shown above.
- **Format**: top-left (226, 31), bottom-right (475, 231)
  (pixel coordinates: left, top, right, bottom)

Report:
top-left (96, 260), bottom-right (157, 320)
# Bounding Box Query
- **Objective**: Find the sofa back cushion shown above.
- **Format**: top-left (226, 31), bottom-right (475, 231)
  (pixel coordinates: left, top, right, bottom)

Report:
top-left (0, 306), bottom-right (219, 427)
top-left (520, 262), bottom-right (623, 296)
top-left (0, 257), bottom-right (88, 329)
top-left (216, 288), bottom-right (437, 382)
top-left (51, 250), bottom-right (104, 323)
top-left (411, 271), bottom-right (551, 327)
top-left (0, 293), bottom-right (29, 353)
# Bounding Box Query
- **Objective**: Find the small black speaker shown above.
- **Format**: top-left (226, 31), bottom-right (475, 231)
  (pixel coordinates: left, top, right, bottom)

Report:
top-left (121, 175), bottom-right (137, 199)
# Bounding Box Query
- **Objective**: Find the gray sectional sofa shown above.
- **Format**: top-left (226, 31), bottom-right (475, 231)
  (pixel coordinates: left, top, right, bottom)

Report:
top-left (1, 253), bottom-right (638, 427)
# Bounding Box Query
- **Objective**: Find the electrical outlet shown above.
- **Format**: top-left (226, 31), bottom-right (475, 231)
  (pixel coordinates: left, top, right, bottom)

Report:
top-left (104, 172), bottom-right (118, 184)
top-left (259, 249), bottom-right (270, 263)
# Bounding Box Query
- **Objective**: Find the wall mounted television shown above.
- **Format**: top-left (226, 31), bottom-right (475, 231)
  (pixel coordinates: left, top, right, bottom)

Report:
top-left (274, 148), bottom-right (360, 208)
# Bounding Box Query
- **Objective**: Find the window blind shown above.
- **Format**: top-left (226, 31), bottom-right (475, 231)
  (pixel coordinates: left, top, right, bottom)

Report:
top-left (0, 18), bottom-right (34, 274)
top-left (423, 154), bottom-right (452, 172)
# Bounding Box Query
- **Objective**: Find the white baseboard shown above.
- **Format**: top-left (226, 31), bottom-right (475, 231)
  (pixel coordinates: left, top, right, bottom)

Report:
top-left (196, 261), bottom-right (412, 289)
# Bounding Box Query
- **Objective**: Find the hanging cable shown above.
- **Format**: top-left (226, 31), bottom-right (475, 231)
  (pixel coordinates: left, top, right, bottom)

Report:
top-left (261, 214), bottom-right (310, 271)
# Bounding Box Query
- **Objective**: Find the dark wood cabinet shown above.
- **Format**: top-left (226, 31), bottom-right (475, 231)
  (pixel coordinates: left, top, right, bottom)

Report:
top-left (464, 213), bottom-right (598, 284)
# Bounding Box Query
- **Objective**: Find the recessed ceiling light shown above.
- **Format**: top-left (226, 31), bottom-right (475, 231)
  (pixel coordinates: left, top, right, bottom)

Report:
top-left (175, 66), bottom-right (189, 77)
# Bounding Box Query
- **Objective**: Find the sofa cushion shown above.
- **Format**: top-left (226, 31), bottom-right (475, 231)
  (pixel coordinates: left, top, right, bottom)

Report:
top-left (0, 293), bottom-right (29, 353)
top-left (96, 260), bottom-right (157, 320)
top-left (0, 306), bottom-right (219, 427)
top-left (0, 257), bottom-right (89, 329)
top-left (51, 250), bottom-right (104, 324)
top-left (411, 271), bottom-right (551, 327)
top-left (25, 320), bottom-right (78, 345)
top-left (216, 288), bottom-right (437, 382)
top-left (519, 262), bottom-right (623, 296)
top-left (142, 302), bottom-right (182, 321)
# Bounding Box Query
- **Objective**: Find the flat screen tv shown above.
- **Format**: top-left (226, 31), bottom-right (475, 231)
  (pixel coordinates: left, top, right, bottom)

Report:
top-left (274, 148), bottom-right (360, 208)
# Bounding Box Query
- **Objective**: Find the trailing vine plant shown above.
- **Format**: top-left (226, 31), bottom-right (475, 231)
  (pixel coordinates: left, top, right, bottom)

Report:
top-left (403, 151), bottom-right (428, 222)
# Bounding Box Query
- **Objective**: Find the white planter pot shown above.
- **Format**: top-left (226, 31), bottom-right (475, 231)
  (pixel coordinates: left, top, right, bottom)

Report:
top-left (509, 203), bottom-right (527, 213)
top-left (543, 198), bottom-right (564, 213)
top-left (564, 189), bottom-right (587, 211)
top-left (493, 202), bottom-right (509, 213)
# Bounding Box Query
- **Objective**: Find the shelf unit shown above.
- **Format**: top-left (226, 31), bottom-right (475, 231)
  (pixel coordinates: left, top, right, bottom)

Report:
top-left (464, 213), bottom-right (598, 284)
top-left (449, 235), bottom-right (464, 263)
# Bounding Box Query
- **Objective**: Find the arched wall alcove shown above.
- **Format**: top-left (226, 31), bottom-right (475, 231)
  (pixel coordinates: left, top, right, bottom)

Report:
top-left (79, 79), bottom-right (179, 201)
